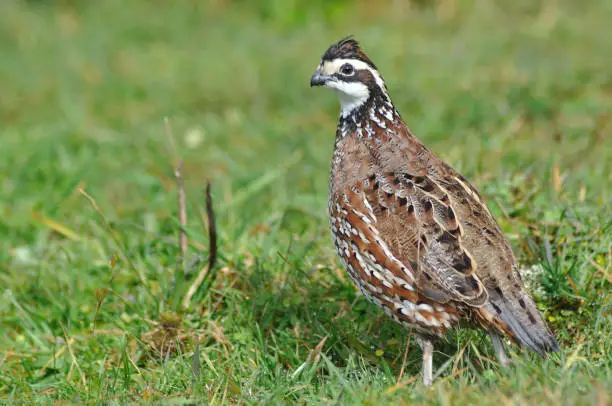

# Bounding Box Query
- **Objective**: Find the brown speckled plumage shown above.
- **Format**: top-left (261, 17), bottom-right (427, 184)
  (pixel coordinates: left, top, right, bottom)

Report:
top-left (311, 37), bottom-right (558, 385)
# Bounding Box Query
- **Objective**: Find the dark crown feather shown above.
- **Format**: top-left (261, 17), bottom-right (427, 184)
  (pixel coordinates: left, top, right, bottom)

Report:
top-left (322, 36), bottom-right (377, 69)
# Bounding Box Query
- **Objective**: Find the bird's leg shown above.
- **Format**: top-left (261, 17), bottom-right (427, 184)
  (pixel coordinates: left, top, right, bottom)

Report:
top-left (489, 331), bottom-right (510, 368)
top-left (416, 336), bottom-right (434, 386)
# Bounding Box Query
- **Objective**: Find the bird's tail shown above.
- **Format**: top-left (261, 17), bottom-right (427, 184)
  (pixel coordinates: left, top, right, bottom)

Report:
top-left (480, 292), bottom-right (558, 356)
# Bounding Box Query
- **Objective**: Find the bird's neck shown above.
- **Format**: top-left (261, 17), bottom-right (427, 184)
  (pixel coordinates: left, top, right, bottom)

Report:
top-left (336, 88), bottom-right (401, 140)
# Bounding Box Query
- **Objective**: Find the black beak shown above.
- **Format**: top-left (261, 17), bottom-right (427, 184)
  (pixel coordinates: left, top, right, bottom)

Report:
top-left (310, 70), bottom-right (331, 87)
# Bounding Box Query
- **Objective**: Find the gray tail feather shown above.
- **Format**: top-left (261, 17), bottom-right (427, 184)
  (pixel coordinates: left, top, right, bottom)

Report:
top-left (486, 296), bottom-right (559, 356)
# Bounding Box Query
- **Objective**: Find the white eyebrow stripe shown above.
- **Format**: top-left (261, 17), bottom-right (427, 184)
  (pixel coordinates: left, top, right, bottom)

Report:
top-left (321, 58), bottom-right (387, 92)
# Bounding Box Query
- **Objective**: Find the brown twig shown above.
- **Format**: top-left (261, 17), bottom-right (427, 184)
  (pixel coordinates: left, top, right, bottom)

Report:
top-left (164, 117), bottom-right (189, 273)
top-left (175, 160), bottom-right (188, 270)
top-left (204, 181), bottom-right (217, 273)
top-left (396, 336), bottom-right (410, 384)
top-left (182, 182), bottom-right (218, 308)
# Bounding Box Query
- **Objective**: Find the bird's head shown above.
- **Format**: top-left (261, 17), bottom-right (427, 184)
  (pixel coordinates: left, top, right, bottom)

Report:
top-left (311, 36), bottom-right (389, 117)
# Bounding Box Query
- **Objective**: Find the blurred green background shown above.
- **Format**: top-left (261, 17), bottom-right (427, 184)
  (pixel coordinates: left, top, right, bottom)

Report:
top-left (1, 0), bottom-right (610, 403)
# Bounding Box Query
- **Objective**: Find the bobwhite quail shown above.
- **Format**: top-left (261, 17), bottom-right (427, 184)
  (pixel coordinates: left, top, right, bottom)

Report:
top-left (310, 37), bottom-right (558, 386)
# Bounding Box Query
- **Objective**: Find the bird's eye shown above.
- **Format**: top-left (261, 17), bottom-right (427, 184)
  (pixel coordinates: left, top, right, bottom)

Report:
top-left (340, 63), bottom-right (354, 75)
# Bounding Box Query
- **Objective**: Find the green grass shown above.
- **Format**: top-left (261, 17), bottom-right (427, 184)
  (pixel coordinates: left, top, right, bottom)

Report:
top-left (1, 0), bottom-right (611, 404)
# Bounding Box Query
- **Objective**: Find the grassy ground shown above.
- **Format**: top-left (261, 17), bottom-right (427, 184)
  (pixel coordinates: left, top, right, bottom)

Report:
top-left (1, 0), bottom-right (611, 404)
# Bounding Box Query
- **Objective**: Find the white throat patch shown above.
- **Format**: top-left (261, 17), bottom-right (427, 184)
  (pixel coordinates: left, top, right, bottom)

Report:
top-left (332, 83), bottom-right (370, 117)
top-left (318, 58), bottom-right (387, 118)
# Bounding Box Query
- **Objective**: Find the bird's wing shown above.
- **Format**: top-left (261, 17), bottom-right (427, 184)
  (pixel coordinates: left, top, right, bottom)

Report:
top-left (332, 170), bottom-right (488, 308)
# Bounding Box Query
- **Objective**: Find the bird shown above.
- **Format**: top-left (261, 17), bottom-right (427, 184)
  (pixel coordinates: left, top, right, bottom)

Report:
top-left (310, 37), bottom-right (558, 386)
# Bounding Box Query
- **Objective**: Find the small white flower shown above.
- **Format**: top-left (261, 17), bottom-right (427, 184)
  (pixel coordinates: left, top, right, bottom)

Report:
top-left (184, 126), bottom-right (205, 149)
top-left (519, 264), bottom-right (546, 298)
top-left (12, 246), bottom-right (36, 265)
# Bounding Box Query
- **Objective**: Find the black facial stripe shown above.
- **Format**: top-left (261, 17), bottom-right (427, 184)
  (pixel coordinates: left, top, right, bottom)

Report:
top-left (333, 72), bottom-right (359, 82)
top-left (337, 70), bottom-right (396, 130)
top-left (333, 69), bottom-right (384, 93)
